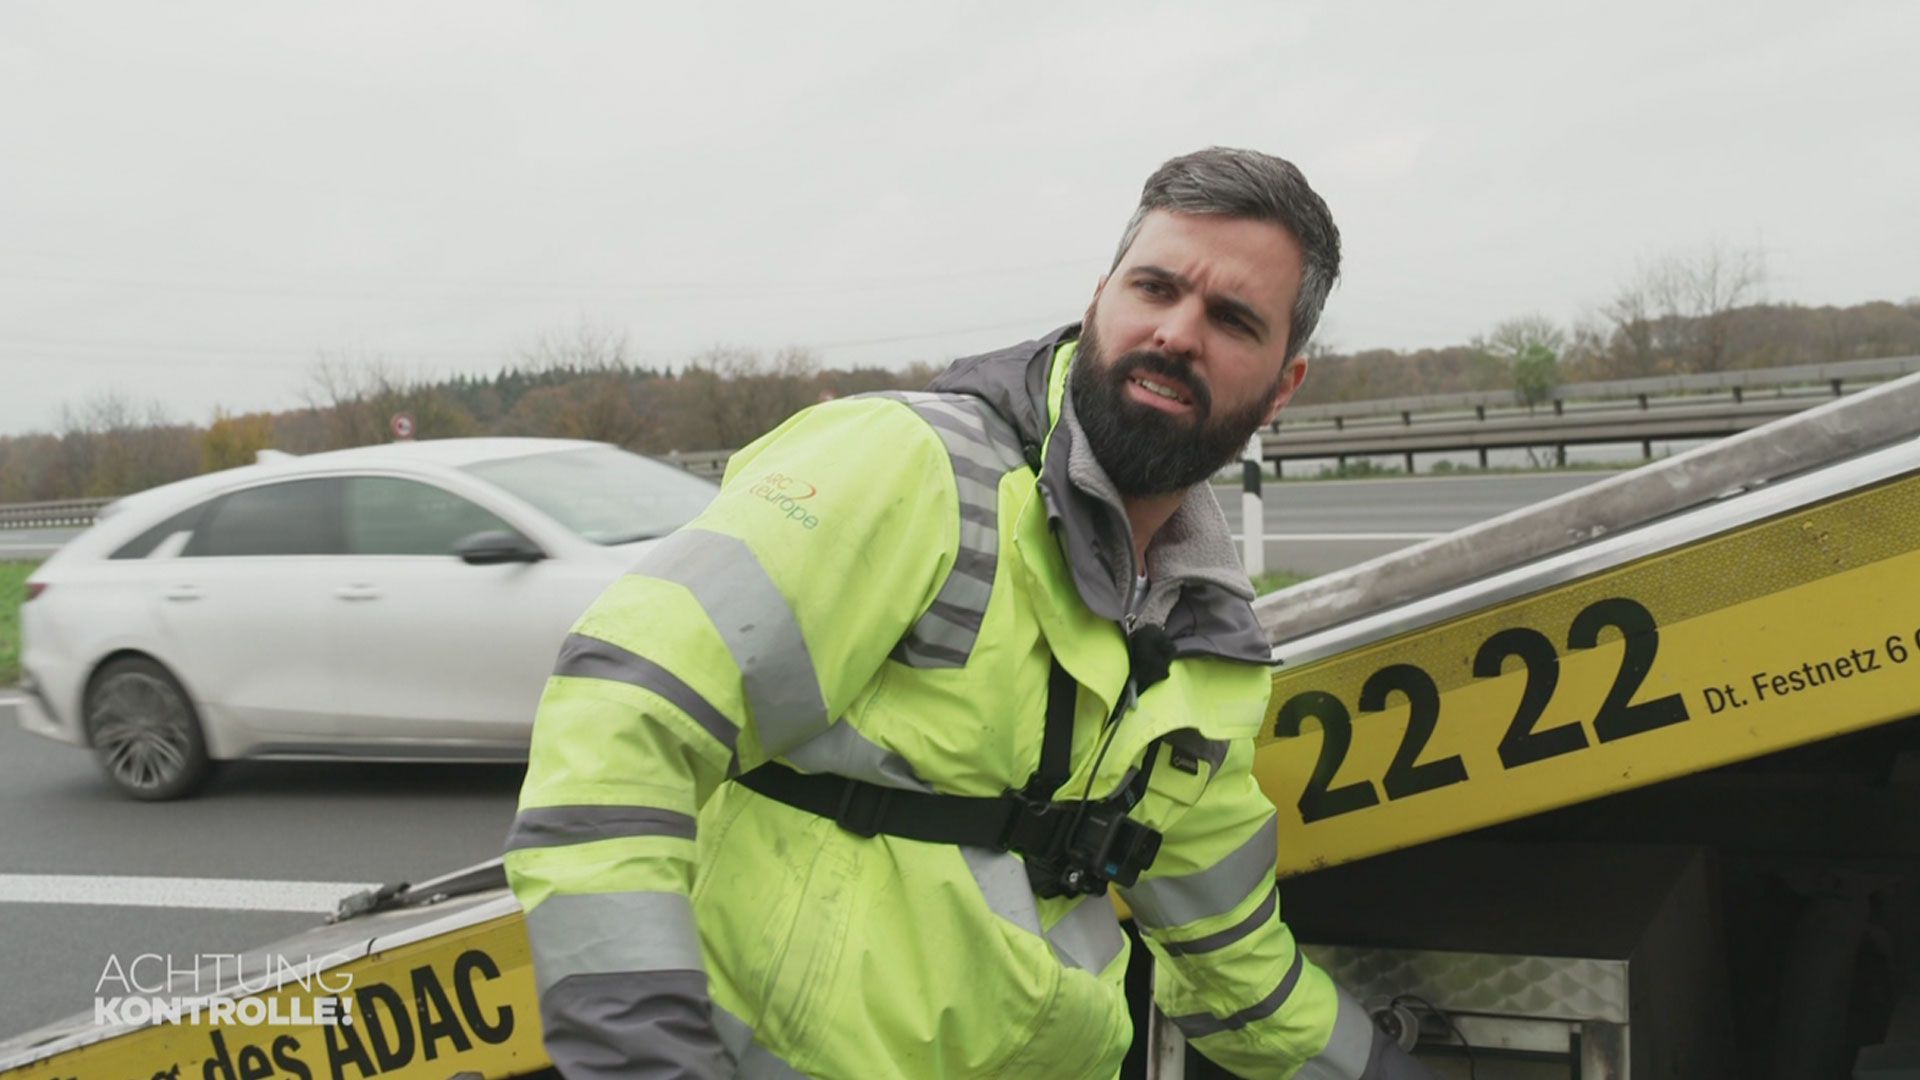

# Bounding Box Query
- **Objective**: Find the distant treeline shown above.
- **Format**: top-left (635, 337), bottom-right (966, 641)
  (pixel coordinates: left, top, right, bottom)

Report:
top-left (0, 329), bottom-right (943, 504)
top-left (5, 293), bottom-right (1919, 504)
top-left (1300, 299), bottom-right (1920, 407)
top-left (1304, 244), bottom-right (1917, 407)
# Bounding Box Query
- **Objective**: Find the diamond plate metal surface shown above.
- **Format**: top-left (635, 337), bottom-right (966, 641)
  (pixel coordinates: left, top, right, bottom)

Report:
top-left (1302, 944), bottom-right (1629, 1023)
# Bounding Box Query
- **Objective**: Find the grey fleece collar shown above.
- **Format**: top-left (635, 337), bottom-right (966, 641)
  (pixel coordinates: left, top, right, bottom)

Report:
top-left (1139, 478), bottom-right (1257, 628)
top-left (926, 326), bottom-right (1270, 665)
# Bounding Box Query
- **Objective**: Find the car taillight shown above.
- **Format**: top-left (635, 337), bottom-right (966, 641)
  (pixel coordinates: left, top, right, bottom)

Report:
top-left (24, 582), bottom-right (46, 602)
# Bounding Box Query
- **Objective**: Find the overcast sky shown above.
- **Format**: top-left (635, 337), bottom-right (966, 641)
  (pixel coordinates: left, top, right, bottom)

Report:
top-left (3, 1), bottom-right (1915, 436)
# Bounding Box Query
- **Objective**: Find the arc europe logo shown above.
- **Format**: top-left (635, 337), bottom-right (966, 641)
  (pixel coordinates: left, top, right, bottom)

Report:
top-left (750, 472), bottom-right (821, 530)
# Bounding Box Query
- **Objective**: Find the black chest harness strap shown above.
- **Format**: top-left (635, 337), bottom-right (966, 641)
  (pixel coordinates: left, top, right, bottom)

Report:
top-left (735, 647), bottom-right (1171, 898)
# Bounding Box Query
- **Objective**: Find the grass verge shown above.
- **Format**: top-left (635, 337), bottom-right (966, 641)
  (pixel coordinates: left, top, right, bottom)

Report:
top-left (1, 561), bottom-right (39, 686)
top-left (1251, 569), bottom-right (1310, 595)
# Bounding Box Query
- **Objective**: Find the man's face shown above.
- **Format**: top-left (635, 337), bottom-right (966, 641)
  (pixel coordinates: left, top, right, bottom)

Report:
top-left (1071, 210), bottom-right (1310, 496)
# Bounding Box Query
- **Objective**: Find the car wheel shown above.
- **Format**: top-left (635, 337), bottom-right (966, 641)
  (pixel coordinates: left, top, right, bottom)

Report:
top-left (85, 657), bottom-right (214, 801)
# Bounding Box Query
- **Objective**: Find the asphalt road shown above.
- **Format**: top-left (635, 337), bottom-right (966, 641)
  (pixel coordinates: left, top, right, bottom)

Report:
top-left (0, 693), bottom-right (523, 1034)
top-left (0, 527), bottom-right (72, 560)
top-left (1217, 470), bottom-right (1613, 575)
top-left (0, 471), bottom-right (1614, 1038)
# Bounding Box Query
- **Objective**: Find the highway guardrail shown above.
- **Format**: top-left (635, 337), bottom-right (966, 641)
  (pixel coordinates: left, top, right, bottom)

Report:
top-left (0, 498), bottom-right (114, 530)
top-left (1278, 353), bottom-right (1920, 427)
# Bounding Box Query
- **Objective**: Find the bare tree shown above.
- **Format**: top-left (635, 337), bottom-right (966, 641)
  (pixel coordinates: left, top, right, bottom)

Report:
top-left (304, 351), bottom-right (407, 448)
top-left (1561, 316), bottom-right (1612, 380)
top-left (0, 434), bottom-right (67, 502)
top-left (1605, 279), bottom-right (1654, 376)
top-left (303, 349), bottom-right (477, 449)
top-left (1656, 244), bottom-right (1766, 372)
top-left (55, 392), bottom-right (192, 497)
top-left (507, 321), bottom-right (652, 447)
top-left (1600, 281), bottom-right (1660, 377)
top-left (664, 345), bottom-right (824, 450)
top-left (499, 379), bottom-right (652, 448)
top-left (900, 360), bottom-right (945, 388)
top-left (519, 319), bottom-right (634, 375)
top-left (1603, 244), bottom-right (1766, 375)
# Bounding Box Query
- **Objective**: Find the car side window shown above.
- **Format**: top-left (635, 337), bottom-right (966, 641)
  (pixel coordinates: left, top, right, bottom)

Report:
top-left (343, 477), bottom-right (525, 556)
top-left (185, 478), bottom-right (345, 557)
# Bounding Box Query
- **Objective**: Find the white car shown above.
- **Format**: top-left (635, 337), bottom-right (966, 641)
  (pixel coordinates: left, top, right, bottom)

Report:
top-left (15, 437), bottom-right (719, 800)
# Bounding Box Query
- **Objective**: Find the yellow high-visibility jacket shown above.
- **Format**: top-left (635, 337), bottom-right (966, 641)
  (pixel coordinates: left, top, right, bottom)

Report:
top-left (505, 327), bottom-right (1424, 1078)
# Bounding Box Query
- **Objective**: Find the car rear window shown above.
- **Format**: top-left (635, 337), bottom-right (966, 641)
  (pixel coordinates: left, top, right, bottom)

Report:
top-left (185, 478), bottom-right (345, 557)
top-left (110, 503), bottom-right (208, 560)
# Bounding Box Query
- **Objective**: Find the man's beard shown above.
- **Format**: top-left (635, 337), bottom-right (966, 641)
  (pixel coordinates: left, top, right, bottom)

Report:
top-left (1069, 323), bottom-right (1279, 497)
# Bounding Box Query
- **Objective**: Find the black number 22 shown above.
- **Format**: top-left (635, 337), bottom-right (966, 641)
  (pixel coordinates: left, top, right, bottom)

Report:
top-left (1272, 595), bottom-right (1687, 823)
top-left (1273, 665), bottom-right (1467, 823)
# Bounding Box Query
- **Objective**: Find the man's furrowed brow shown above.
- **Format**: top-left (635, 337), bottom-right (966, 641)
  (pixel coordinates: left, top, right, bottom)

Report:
top-left (1131, 265), bottom-right (1188, 289)
top-left (1133, 265), bottom-right (1271, 338)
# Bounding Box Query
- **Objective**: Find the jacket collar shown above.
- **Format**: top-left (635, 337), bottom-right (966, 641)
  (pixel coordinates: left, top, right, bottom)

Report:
top-left (926, 326), bottom-right (1271, 665)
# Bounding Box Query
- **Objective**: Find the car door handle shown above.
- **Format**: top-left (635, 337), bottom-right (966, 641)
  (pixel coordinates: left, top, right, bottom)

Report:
top-left (335, 585), bottom-right (382, 602)
top-left (164, 585), bottom-right (202, 602)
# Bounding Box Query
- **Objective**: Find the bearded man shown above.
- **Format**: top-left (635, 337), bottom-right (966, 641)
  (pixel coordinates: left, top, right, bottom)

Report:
top-left (505, 147), bottom-right (1435, 1079)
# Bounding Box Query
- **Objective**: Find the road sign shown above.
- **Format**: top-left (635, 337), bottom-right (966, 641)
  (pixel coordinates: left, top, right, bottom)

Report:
top-left (390, 413), bottom-right (416, 441)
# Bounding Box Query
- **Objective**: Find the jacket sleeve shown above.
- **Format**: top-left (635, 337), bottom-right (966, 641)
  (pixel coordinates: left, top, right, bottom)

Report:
top-left (502, 399), bottom-right (962, 1079)
top-left (1121, 740), bottom-right (1436, 1080)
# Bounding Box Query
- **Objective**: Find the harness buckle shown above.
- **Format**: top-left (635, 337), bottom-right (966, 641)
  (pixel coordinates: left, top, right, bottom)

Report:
top-left (833, 779), bottom-right (894, 838)
top-left (996, 790), bottom-right (1064, 853)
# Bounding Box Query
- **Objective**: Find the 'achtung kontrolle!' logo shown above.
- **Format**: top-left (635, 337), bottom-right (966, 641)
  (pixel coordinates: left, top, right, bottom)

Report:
top-left (93, 952), bottom-right (355, 1027)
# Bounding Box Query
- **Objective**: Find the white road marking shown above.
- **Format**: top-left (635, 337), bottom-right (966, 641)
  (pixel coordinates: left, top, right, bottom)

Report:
top-left (1229, 531), bottom-right (1443, 542)
top-left (0, 874), bottom-right (379, 913)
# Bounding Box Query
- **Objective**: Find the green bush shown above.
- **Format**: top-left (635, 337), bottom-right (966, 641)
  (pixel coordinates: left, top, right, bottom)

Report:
top-left (1325, 460), bottom-right (1401, 480)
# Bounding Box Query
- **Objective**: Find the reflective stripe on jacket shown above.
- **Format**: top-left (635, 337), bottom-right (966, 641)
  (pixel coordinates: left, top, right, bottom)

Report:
top-left (505, 325), bottom-right (1418, 1079)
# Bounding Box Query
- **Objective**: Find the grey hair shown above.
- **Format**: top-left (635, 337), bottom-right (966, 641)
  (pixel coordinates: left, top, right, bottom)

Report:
top-left (1111, 147), bottom-right (1341, 358)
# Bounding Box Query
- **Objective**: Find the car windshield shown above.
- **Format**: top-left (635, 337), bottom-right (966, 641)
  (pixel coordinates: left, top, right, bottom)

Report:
top-left (462, 446), bottom-right (718, 545)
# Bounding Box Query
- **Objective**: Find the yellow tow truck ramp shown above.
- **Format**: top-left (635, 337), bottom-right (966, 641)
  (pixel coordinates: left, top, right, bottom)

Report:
top-left (0, 863), bottom-right (551, 1080)
top-left (1254, 426), bottom-right (1920, 878)
top-left (6, 373), bottom-right (1920, 1078)
top-left (1231, 372), bottom-right (1920, 1079)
